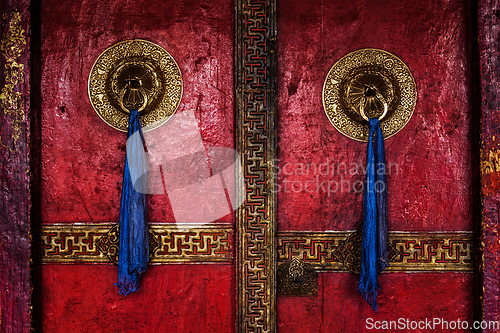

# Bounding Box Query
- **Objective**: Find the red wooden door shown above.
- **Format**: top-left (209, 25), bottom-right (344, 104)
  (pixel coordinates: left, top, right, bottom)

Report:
top-left (274, 0), bottom-right (477, 332)
top-left (38, 1), bottom-right (236, 332)
top-left (3, 0), bottom-right (497, 332)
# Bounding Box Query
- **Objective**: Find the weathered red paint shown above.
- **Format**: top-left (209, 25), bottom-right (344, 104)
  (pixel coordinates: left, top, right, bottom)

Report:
top-left (478, 0), bottom-right (500, 329)
top-left (41, 264), bottom-right (235, 333)
top-left (276, 0), bottom-right (476, 330)
top-left (3, 0), bottom-right (495, 331)
top-left (278, 273), bottom-right (473, 332)
top-left (0, 1), bottom-right (32, 332)
top-left (277, 0), bottom-right (474, 232)
top-left (39, 0), bottom-right (235, 331)
top-left (40, 0), bottom-right (235, 224)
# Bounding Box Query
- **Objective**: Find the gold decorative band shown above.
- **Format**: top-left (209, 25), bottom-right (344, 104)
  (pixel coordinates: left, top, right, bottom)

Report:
top-left (41, 224), bottom-right (473, 272)
top-left (41, 223), bottom-right (233, 264)
top-left (277, 230), bottom-right (473, 272)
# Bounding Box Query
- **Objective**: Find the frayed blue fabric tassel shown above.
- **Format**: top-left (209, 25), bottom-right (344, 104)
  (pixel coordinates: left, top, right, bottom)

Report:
top-left (357, 118), bottom-right (390, 312)
top-left (116, 109), bottom-right (149, 295)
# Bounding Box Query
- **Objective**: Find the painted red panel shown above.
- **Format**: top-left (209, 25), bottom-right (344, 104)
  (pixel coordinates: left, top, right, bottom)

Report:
top-left (42, 265), bottom-right (235, 333)
top-left (40, 0), bottom-right (235, 224)
top-left (278, 273), bottom-right (473, 333)
top-left (39, 0), bottom-right (235, 331)
top-left (276, 0), bottom-right (475, 331)
top-left (276, 0), bottom-right (474, 232)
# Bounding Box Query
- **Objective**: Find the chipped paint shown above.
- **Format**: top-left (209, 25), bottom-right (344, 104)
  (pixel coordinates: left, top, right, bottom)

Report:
top-left (0, 10), bottom-right (26, 150)
top-left (481, 149), bottom-right (500, 175)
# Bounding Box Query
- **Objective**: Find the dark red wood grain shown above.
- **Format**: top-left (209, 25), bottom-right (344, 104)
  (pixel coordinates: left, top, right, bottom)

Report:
top-left (478, 0), bottom-right (500, 330)
top-left (0, 1), bottom-right (32, 332)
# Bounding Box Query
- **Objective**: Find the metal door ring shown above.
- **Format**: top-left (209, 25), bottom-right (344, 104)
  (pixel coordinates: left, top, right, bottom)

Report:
top-left (323, 49), bottom-right (416, 141)
top-left (88, 39), bottom-right (183, 132)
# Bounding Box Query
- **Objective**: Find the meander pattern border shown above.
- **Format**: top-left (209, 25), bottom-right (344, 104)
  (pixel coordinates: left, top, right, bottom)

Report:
top-left (277, 231), bottom-right (473, 272)
top-left (41, 224), bottom-right (473, 273)
top-left (236, 0), bottom-right (277, 332)
top-left (41, 223), bottom-right (233, 264)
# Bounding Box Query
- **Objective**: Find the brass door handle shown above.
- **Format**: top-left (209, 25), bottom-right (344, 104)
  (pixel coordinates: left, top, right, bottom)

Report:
top-left (359, 84), bottom-right (388, 122)
top-left (118, 77), bottom-right (148, 114)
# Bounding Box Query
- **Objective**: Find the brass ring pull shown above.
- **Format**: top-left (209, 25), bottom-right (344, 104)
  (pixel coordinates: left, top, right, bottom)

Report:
top-left (119, 78), bottom-right (148, 114)
top-left (359, 84), bottom-right (388, 122)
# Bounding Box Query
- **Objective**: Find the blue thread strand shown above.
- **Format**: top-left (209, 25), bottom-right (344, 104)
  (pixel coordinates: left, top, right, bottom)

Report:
top-left (375, 124), bottom-right (390, 272)
top-left (357, 117), bottom-right (389, 312)
top-left (116, 109), bottom-right (149, 295)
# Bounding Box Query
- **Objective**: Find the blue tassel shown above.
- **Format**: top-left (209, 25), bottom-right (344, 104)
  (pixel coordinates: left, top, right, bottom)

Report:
top-left (116, 109), bottom-right (149, 295)
top-left (357, 118), bottom-right (389, 311)
top-left (374, 121), bottom-right (390, 273)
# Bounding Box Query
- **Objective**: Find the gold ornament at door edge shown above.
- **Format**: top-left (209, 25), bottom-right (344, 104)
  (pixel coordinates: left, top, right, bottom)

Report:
top-left (323, 49), bottom-right (416, 142)
top-left (88, 39), bottom-right (183, 132)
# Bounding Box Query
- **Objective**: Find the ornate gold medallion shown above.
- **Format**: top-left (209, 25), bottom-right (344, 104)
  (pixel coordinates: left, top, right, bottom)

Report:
top-left (88, 39), bottom-right (183, 132)
top-left (322, 49), bottom-right (416, 141)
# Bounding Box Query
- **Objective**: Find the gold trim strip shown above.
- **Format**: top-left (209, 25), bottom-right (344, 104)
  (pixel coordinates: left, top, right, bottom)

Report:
top-left (41, 224), bottom-right (472, 272)
top-left (387, 232), bottom-right (473, 272)
top-left (41, 223), bottom-right (233, 264)
top-left (277, 231), bottom-right (352, 271)
top-left (41, 224), bottom-right (110, 263)
top-left (277, 231), bottom-right (473, 272)
top-left (236, 0), bottom-right (277, 331)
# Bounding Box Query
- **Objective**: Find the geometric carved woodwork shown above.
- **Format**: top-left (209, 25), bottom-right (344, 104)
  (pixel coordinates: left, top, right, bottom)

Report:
top-left (275, 229), bottom-right (473, 298)
top-left (41, 223), bottom-right (472, 273)
top-left (41, 224), bottom-right (113, 263)
top-left (330, 225), bottom-right (365, 275)
top-left (236, 0), bottom-right (277, 332)
top-left (95, 224), bottom-right (121, 263)
top-left (387, 232), bottom-right (473, 272)
top-left (41, 223), bottom-right (233, 264)
top-left (277, 230), bottom-right (473, 272)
